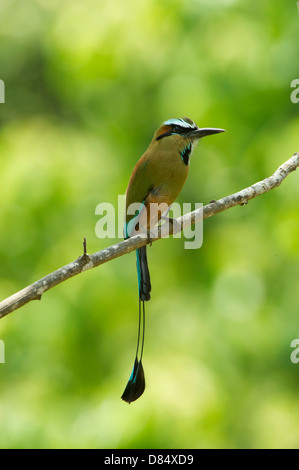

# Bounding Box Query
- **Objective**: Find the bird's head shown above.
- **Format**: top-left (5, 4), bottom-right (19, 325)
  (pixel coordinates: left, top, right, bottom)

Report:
top-left (152, 117), bottom-right (225, 165)
top-left (154, 117), bottom-right (225, 143)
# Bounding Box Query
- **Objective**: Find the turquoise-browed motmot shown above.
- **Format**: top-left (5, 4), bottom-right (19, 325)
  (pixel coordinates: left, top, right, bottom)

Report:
top-left (122, 117), bottom-right (225, 403)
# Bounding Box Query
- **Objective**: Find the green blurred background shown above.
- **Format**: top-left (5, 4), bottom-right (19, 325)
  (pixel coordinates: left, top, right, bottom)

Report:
top-left (0, 0), bottom-right (299, 449)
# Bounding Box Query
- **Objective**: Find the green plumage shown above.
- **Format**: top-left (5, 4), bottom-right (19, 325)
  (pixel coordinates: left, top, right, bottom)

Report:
top-left (125, 134), bottom-right (191, 229)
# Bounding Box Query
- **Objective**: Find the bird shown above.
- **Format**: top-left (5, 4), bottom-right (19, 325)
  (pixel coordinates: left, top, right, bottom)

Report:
top-left (121, 117), bottom-right (225, 403)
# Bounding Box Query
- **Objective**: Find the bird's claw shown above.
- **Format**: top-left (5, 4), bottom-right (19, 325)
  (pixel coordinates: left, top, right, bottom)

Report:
top-left (147, 230), bottom-right (153, 246)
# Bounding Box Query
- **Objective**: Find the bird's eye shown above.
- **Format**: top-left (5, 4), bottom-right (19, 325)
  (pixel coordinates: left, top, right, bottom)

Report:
top-left (172, 126), bottom-right (181, 133)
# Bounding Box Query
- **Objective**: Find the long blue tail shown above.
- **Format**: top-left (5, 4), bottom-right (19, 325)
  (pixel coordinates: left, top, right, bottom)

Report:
top-left (121, 299), bottom-right (146, 403)
top-left (136, 246), bottom-right (151, 301)
top-left (121, 247), bottom-right (151, 403)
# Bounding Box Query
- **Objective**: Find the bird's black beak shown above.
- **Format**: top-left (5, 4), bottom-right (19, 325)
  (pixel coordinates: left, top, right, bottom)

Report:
top-left (188, 128), bottom-right (226, 139)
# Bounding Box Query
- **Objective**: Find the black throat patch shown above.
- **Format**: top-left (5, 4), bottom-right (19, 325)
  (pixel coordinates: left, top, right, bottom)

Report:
top-left (180, 143), bottom-right (192, 166)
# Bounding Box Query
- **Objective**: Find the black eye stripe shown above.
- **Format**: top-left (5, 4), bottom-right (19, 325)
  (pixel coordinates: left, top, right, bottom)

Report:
top-left (172, 124), bottom-right (196, 135)
top-left (156, 123), bottom-right (197, 141)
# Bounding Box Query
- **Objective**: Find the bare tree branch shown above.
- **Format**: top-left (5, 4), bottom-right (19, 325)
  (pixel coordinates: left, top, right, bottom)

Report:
top-left (0, 153), bottom-right (298, 319)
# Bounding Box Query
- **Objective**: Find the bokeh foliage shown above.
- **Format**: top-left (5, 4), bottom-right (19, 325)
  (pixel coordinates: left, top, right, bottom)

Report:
top-left (0, 0), bottom-right (298, 449)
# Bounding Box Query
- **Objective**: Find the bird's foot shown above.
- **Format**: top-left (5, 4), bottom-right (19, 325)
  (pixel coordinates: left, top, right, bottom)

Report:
top-left (146, 229), bottom-right (154, 246)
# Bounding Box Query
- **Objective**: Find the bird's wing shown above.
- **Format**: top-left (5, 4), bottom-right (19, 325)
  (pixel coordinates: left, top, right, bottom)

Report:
top-left (124, 155), bottom-right (172, 238)
top-left (125, 185), bottom-right (172, 238)
top-left (124, 184), bottom-right (154, 238)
